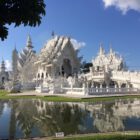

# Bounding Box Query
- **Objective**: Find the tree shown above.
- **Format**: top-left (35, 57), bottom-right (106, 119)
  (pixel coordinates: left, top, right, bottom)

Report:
top-left (0, 0), bottom-right (46, 41)
top-left (80, 62), bottom-right (93, 73)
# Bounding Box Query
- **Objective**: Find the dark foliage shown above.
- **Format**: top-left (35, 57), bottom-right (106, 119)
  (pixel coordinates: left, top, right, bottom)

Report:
top-left (81, 62), bottom-right (93, 73)
top-left (0, 0), bottom-right (46, 40)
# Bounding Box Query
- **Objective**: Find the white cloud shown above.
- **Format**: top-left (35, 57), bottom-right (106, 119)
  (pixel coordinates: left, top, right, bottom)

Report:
top-left (71, 39), bottom-right (86, 50)
top-left (5, 60), bottom-right (12, 71)
top-left (102, 0), bottom-right (140, 14)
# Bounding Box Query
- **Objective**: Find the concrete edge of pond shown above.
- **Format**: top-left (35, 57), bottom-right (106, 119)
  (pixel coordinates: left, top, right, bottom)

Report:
top-left (18, 131), bottom-right (140, 140)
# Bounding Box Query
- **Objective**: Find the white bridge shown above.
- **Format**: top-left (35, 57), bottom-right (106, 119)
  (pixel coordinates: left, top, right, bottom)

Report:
top-left (112, 71), bottom-right (140, 88)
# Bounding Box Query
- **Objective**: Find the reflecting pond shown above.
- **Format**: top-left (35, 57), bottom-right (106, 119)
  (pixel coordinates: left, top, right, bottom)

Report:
top-left (0, 98), bottom-right (140, 139)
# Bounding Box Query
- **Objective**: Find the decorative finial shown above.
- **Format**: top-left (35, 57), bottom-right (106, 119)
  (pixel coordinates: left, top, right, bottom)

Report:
top-left (51, 31), bottom-right (55, 38)
top-left (14, 43), bottom-right (16, 49)
top-left (99, 43), bottom-right (104, 55)
top-left (99, 42), bottom-right (102, 47)
top-left (68, 36), bottom-right (71, 41)
top-left (13, 44), bottom-right (18, 52)
top-left (109, 44), bottom-right (113, 54)
top-left (26, 35), bottom-right (33, 49)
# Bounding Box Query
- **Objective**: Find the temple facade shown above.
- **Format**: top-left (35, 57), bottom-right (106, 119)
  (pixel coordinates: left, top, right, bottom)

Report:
top-left (84, 46), bottom-right (127, 88)
top-left (35, 35), bottom-right (80, 81)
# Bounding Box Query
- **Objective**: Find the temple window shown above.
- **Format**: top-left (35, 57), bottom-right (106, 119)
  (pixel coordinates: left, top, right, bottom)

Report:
top-left (61, 66), bottom-right (64, 76)
top-left (62, 59), bottom-right (72, 77)
top-left (2, 77), bottom-right (5, 84)
top-left (46, 72), bottom-right (48, 77)
top-left (97, 66), bottom-right (99, 71)
top-left (41, 73), bottom-right (44, 79)
top-left (38, 73), bottom-right (40, 78)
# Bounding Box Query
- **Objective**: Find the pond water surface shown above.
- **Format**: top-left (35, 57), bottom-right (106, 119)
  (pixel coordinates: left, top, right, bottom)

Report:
top-left (0, 98), bottom-right (140, 139)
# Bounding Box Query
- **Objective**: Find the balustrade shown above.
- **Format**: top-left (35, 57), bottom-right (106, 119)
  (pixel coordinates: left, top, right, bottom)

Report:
top-left (88, 87), bottom-right (138, 95)
top-left (61, 86), bottom-right (139, 95)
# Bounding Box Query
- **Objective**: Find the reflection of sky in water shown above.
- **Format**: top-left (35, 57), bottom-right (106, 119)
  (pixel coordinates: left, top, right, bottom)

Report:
top-left (0, 99), bottom-right (140, 139)
top-left (0, 103), bottom-right (11, 138)
top-left (124, 118), bottom-right (140, 131)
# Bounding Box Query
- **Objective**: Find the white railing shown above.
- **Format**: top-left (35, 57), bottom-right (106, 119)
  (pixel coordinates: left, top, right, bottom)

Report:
top-left (62, 87), bottom-right (84, 95)
top-left (63, 87), bottom-right (83, 92)
top-left (93, 72), bottom-right (105, 76)
top-left (88, 87), bottom-right (139, 95)
top-left (35, 85), bottom-right (139, 95)
top-left (62, 87), bottom-right (139, 95)
top-left (35, 86), bottom-right (49, 93)
top-left (35, 86), bottom-right (42, 93)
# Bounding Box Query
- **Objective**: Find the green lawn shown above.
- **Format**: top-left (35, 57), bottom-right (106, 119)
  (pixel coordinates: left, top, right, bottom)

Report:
top-left (1, 90), bottom-right (140, 102)
top-left (54, 134), bottom-right (140, 140)
top-left (43, 95), bottom-right (140, 103)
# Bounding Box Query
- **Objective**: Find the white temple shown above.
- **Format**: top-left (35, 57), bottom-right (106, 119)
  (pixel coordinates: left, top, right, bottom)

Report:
top-left (2, 34), bottom-right (140, 95)
top-left (35, 35), bottom-right (80, 81)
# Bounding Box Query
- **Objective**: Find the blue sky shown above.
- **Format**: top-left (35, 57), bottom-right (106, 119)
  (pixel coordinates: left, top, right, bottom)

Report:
top-left (1, 0), bottom-right (140, 70)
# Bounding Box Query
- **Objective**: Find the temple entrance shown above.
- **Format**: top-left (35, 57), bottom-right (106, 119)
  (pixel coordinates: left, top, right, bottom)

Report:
top-left (110, 81), bottom-right (115, 88)
top-left (62, 59), bottom-right (72, 77)
top-left (2, 77), bottom-right (5, 84)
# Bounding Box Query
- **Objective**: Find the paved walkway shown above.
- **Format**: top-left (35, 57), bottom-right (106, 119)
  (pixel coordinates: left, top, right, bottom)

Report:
top-left (8, 90), bottom-right (140, 99)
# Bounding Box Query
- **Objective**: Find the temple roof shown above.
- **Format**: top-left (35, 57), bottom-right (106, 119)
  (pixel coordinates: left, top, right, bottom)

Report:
top-left (92, 46), bottom-right (125, 70)
top-left (26, 35), bottom-right (33, 49)
top-left (18, 36), bottom-right (36, 68)
top-left (36, 35), bottom-right (76, 65)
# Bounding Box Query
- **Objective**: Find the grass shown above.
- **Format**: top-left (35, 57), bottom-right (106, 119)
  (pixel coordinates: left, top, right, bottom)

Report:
top-left (55, 132), bottom-right (140, 140)
top-left (43, 95), bottom-right (140, 103)
top-left (1, 90), bottom-right (140, 102)
top-left (54, 134), bottom-right (140, 140)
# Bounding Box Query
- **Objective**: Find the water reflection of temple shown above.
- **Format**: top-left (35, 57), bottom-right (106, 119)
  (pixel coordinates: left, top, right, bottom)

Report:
top-left (32, 99), bottom-right (140, 133)
top-left (113, 99), bottom-right (140, 118)
top-left (1, 99), bottom-right (140, 139)
top-left (87, 99), bottom-right (140, 132)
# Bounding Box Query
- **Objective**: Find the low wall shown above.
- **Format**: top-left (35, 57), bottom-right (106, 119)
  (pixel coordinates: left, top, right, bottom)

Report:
top-left (62, 87), bottom-right (85, 95)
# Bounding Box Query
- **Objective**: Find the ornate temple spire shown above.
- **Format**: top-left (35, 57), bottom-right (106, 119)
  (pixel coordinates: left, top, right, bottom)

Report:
top-left (13, 45), bottom-right (18, 53)
top-left (26, 35), bottom-right (33, 49)
top-left (99, 43), bottom-right (105, 55)
top-left (109, 45), bottom-right (113, 54)
top-left (1, 59), bottom-right (6, 72)
top-left (12, 46), bottom-right (19, 81)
